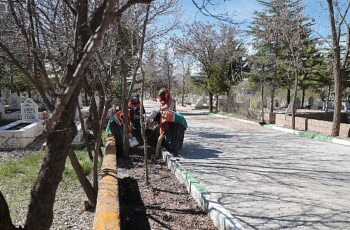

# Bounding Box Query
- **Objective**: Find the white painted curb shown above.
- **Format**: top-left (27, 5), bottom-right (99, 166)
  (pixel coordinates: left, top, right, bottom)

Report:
top-left (162, 151), bottom-right (244, 230)
top-left (269, 125), bottom-right (300, 135)
top-left (211, 114), bottom-right (258, 125)
top-left (332, 138), bottom-right (350, 146)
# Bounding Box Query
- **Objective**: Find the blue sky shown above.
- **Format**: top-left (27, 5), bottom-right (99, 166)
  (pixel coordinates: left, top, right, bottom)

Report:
top-left (181, 0), bottom-right (331, 38)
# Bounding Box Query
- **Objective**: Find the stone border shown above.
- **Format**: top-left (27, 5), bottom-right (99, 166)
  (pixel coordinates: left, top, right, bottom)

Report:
top-left (162, 151), bottom-right (244, 230)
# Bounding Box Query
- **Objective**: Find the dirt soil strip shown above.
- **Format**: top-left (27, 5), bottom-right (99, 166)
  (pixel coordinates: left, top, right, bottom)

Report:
top-left (162, 151), bottom-right (244, 230)
top-left (117, 148), bottom-right (216, 230)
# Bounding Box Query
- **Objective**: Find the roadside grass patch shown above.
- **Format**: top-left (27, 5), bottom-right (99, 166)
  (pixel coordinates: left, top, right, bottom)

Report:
top-left (0, 150), bottom-right (93, 220)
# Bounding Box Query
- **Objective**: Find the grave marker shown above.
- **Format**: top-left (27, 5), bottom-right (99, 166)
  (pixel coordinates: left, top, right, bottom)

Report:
top-left (21, 98), bottom-right (39, 121)
top-left (9, 93), bottom-right (21, 110)
top-left (0, 101), bottom-right (4, 119)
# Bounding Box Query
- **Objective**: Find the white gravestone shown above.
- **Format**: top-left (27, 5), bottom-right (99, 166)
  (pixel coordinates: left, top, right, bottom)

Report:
top-left (286, 102), bottom-right (297, 115)
top-left (78, 95), bottom-right (83, 108)
top-left (21, 98), bottom-right (39, 121)
top-left (0, 101), bottom-right (4, 119)
top-left (95, 95), bottom-right (100, 108)
top-left (9, 93), bottom-right (21, 110)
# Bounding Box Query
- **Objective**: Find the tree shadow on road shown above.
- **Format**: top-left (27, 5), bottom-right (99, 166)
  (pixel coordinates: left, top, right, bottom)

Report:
top-left (181, 142), bottom-right (222, 159)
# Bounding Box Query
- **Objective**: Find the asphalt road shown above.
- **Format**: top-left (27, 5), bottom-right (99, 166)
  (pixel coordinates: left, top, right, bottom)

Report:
top-left (144, 100), bottom-right (350, 230)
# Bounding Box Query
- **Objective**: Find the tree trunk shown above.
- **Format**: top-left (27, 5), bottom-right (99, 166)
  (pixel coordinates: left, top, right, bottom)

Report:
top-left (0, 191), bottom-right (16, 230)
top-left (327, 0), bottom-right (342, 137)
top-left (261, 77), bottom-right (265, 123)
top-left (168, 74), bottom-right (171, 92)
top-left (287, 88), bottom-right (291, 105)
top-left (270, 83), bottom-right (275, 113)
top-left (326, 85), bottom-right (331, 111)
top-left (93, 105), bottom-right (109, 191)
top-left (25, 95), bottom-right (78, 229)
top-left (122, 64), bottom-right (130, 157)
top-left (68, 149), bottom-right (97, 206)
top-left (332, 68), bottom-right (342, 136)
top-left (84, 91), bottom-right (89, 106)
top-left (292, 72), bottom-right (298, 130)
top-left (77, 105), bottom-right (93, 161)
top-left (301, 88), bottom-right (305, 108)
top-left (209, 92), bottom-right (213, 113)
top-left (182, 74), bottom-right (185, 107)
top-left (140, 68), bottom-right (149, 185)
top-left (215, 95), bottom-right (219, 112)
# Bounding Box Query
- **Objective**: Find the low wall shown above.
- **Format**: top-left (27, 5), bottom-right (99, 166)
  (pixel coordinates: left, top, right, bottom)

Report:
top-left (275, 114), bottom-right (350, 137)
top-left (297, 112), bottom-right (349, 123)
top-left (263, 113), bottom-right (276, 124)
top-left (0, 121), bottom-right (43, 149)
top-left (275, 114), bottom-right (308, 131)
top-left (93, 136), bottom-right (120, 230)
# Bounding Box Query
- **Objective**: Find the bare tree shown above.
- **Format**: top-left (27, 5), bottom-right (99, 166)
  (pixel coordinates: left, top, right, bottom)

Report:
top-left (173, 22), bottom-right (239, 112)
top-left (0, 0), bottom-right (151, 229)
top-left (326, 0), bottom-right (350, 136)
top-left (159, 47), bottom-right (176, 91)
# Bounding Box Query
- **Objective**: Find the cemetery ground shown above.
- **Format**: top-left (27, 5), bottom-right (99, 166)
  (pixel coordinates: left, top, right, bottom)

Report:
top-left (172, 108), bottom-right (350, 229)
top-left (118, 147), bottom-right (216, 230)
top-left (143, 100), bottom-right (350, 229)
top-left (0, 136), bottom-right (215, 229)
top-left (0, 138), bottom-right (95, 229)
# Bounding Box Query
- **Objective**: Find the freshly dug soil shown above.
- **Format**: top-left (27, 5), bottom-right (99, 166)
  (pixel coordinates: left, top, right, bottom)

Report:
top-left (118, 147), bottom-right (216, 230)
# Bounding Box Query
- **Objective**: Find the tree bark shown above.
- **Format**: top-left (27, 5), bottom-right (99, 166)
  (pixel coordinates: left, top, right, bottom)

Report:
top-left (327, 0), bottom-right (342, 137)
top-left (301, 88), bottom-right (305, 108)
top-left (77, 104), bottom-right (93, 161)
top-left (182, 74), bottom-right (185, 107)
top-left (332, 67), bottom-right (342, 136)
top-left (209, 92), bottom-right (213, 113)
top-left (0, 191), bottom-right (17, 230)
top-left (270, 83), bottom-right (275, 113)
top-left (122, 61), bottom-right (130, 157)
top-left (25, 94), bottom-right (78, 229)
top-left (292, 72), bottom-right (298, 130)
top-left (140, 67), bottom-right (149, 185)
top-left (287, 88), bottom-right (291, 105)
top-left (261, 77), bottom-right (265, 123)
top-left (326, 85), bottom-right (331, 111)
top-left (68, 149), bottom-right (97, 206)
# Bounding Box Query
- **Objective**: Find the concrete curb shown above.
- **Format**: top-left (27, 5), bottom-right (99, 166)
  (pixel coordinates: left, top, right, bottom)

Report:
top-left (211, 113), bottom-right (350, 147)
top-left (162, 151), bottom-right (244, 230)
top-left (210, 113), bottom-right (259, 125)
top-left (264, 124), bottom-right (350, 146)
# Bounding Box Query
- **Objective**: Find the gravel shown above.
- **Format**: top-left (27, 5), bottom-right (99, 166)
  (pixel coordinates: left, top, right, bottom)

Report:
top-left (1, 135), bottom-right (94, 230)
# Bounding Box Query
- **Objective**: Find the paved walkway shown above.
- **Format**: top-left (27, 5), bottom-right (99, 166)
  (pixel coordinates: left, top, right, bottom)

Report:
top-left (144, 101), bottom-right (350, 230)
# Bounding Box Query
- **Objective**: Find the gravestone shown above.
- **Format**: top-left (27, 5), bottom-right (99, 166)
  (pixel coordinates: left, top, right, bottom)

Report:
top-left (295, 97), bottom-right (301, 109)
top-left (0, 101), bottom-right (4, 119)
top-left (286, 102), bottom-right (296, 115)
top-left (21, 98), bottom-right (39, 121)
top-left (96, 96), bottom-right (100, 108)
top-left (9, 93), bottom-right (21, 110)
top-left (78, 95), bottom-right (83, 108)
top-left (308, 97), bottom-right (314, 107)
top-left (191, 95), bottom-right (199, 105)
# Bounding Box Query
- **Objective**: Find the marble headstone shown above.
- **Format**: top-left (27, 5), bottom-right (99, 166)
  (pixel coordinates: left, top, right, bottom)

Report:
top-left (21, 98), bottom-right (39, 121)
